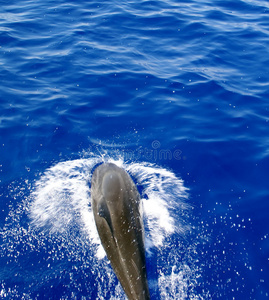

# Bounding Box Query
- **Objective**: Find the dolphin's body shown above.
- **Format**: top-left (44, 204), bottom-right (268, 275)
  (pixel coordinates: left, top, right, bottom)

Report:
top-left (91, 163), bottom-right (150, 300)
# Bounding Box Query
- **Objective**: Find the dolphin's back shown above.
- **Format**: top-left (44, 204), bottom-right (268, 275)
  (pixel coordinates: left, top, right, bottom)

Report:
top-left (91, 163), bottom-right (150, 300)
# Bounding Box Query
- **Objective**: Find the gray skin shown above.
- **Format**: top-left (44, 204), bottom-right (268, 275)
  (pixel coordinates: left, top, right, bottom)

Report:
top-left (91, 163), bottom-right (150, 300)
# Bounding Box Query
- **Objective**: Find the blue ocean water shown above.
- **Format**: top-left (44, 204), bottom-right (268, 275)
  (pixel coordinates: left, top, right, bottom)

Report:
top-left (0, 0), bottom-right (269, 299)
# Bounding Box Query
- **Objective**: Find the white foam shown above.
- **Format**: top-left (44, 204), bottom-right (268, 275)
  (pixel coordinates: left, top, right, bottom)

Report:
top-left (29, 157), bottom-right (102, 247)
top-left (126, 162), bottom-right (189, 250)
top-left (26, 155), bottom-right (200, 299)
top-left (29, 157), bottom-right (189, 255)
top-left (158, 264), bottom-right (203, 300)
top-left (1, 153), bottom-right (205, 299)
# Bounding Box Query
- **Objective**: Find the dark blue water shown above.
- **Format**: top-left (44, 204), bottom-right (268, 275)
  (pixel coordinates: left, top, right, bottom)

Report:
top-left (1, 0), bottom-right (269, 299)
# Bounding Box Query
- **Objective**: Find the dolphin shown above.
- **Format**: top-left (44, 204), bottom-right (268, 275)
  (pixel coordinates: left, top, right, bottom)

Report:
top-left (91, 163), bottom-right (150, 300)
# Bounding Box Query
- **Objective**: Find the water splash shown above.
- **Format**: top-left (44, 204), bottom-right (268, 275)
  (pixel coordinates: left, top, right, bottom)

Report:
top-left (126, 162), bottom-right (189, 250)
top-left (29, 158), bottom-right (100, 240)
top-left (1, 154), bottom-right (204, 299)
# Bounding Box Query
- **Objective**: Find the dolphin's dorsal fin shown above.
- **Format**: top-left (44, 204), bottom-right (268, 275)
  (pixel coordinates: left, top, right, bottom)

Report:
top-left (98, 197), bottom-right (114, 237)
